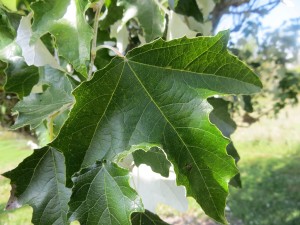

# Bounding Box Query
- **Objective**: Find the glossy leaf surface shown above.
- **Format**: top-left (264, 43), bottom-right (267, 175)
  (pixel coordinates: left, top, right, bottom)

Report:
top-left (208, 97), bottom-right (242, 188)
top-left (133, 147), bottom-right (171, 177)
top-left (52, 31), bottom-right (261, 223)
top-left (131, 210), bottom-right (170, 225)
top-left (11, 67), bottom-right (74, 129)
top-left (3, 147), bottom-right (71, 225)
top-left (68, 161), bottom-right (143, 225)
top-left (171, 0), bottom-right (203, 22)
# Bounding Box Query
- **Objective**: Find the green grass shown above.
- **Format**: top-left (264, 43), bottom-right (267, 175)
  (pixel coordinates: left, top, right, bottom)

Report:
top-left (0, 130), bottom-right (33, 225)
top-left (228, 142), bottom-right (300, 225)
top-left (227, 105), bottom-right (300, 225)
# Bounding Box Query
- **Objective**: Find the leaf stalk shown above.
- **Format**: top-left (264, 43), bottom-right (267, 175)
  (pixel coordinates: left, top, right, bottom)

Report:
top-left (88, 0), bottom-right (104, 79)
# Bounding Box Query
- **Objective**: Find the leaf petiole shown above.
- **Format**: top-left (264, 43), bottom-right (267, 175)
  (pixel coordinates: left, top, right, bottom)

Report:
top-left (95, 45), bottom-right (124, 58)
top-left (88, 0), bottom-right (104, 79)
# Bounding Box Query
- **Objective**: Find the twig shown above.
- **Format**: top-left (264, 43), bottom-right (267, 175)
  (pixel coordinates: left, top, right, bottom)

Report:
top-left (47, 111), bottom-right (60, 141)
top-left (88, 1), bottom-right (104, 79)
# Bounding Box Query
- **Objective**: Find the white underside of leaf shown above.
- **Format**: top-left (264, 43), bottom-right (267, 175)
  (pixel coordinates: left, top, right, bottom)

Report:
top-left (130, 164), bottom-right (188, 213)
top-left (167, 11), bottom-right (197, 40)
top-left (16, 15), bottom-right (61, 70)
top-left (110, 7), bottom-right (135, 54)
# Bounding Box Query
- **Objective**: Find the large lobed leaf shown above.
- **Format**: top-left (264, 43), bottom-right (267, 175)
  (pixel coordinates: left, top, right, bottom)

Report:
top-left (3, 147), bottom-right (71, 225)
top-left (52, 31), bottom-right (261, 224)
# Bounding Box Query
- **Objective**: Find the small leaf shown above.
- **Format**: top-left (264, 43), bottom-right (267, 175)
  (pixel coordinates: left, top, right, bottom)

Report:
top-left (99, 0), bottom-right (124, 30)
top-left (4, 57), bottom-right (39, 98)
top-left (52, 31), bottom-right (261, 224)
top-left (68, 161), bottom-right (144, 225)
top-left (31, 0), bottom-right (93, 76)
top-left (208, 97), bottom-right (241, 188)
top-left (133, 147), bottom-right (171, 177)
top-left (0, 13), bottom-right (40, 99)
top-left (0, 8), bottom-right (16, 49)
top-left (170, 0), bottom-right (203, 23)
top-left (11, 66), bottom-right (74, 129)
top-left (208, 97), bottom-right (236, 138)
top-left (3, 147), bottom-right (71, 225)
top-left (118, 0), bottom-right (164, 42)
top-left (16, 14), bottom-right (61, 70)
top-left (131, 210), bottom-right (170, 225)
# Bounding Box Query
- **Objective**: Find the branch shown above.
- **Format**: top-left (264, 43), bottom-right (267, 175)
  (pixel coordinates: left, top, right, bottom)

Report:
top-left (211, 0), bottom-right (280, 33)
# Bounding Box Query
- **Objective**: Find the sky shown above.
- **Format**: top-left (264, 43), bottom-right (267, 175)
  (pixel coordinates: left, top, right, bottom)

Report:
top-left (217, 0), bottom-right (300, 31)
top-left (263, 0), bottom-right (300, 28)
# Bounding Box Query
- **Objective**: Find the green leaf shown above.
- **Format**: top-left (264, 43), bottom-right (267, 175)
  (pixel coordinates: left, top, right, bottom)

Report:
top-left (99, 0), bottom-right (124, 30)
top-left (52, 31), bottom-right (261, 224)
top-left (4, 57), bottom-right (39, 98)
top-left (0, 13), bottom-right (40, 99)
top-left (133, 147), bottom-right (171, 177)
top-left (0, 8), bottom-right (15, 49)
top-left (242, 95), bottom-right (254, 113)
top-left (0, 0), bottom-right (18, 11)
top-left (68, 161), bottom-right (144, 225)
top-left (95, 29), bottom-right (116, 70)
top-left (11, 66), bottom-right (74, 129)
top-left (118, 0), bottom-right (164, 42)
top-left (16, 14), bottom-right (61, 69)
top-left (3, 147), bottom-right (71, 225)
top-left (131, 210), bottom-right (169, 225)
top-left (226, 143), bottom-right (242, 188)
top-left (208, 97), bottom-right (241, 188)
top-left (30, 0), bottom-right (93, 76)
top-left (208, 98), bottom-right (236, 138)
top-left (170, 0), bottom-right (203, 23)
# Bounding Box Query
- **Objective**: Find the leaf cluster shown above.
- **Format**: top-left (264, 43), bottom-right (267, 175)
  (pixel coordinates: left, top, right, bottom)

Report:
top-left (0, 1), bottom-right (262, 224)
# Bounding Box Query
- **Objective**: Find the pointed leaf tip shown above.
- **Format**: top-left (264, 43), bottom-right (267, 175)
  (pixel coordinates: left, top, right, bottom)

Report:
top-left (52, 33), bottom-right (261, 223)
top-left (68, 161), bottom-right (144, 225)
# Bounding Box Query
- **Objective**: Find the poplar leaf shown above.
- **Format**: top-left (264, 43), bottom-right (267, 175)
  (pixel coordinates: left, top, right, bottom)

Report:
top-left (16, 14), bottom-right (61, 70)
top-left (68, 161), bottom-right (143, 225)
top-left (30, 0), bottom-right (93, 76)
top-left (131, 210), bottom-right (170, 225)
top-left (11, 67), bottom-right (74, 129)
top-left (52, 31), bottom-right (262, 224)
top-left (118, 0), bottom-right (165, 42)
top-left (3, 147), bottom-right (71, 225)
